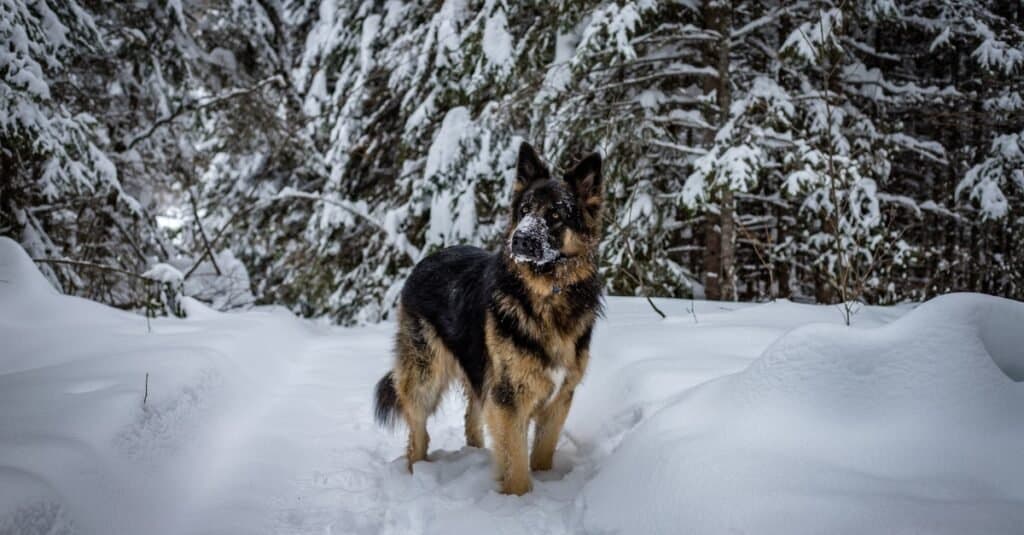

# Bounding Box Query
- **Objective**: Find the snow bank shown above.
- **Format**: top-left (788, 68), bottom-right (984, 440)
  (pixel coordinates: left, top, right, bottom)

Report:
top-left (0, 237), bottom-right (317, 534)
top-left (583, 293), bottom-right (1024, 534)
top-left (0, 236), bottom-right (61, 302)
top-left (0, 237), bottom-right (147, 371)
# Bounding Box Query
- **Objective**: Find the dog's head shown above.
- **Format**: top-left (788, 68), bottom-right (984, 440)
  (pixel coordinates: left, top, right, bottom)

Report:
top-left (506, 142), bottom-right (603, 271)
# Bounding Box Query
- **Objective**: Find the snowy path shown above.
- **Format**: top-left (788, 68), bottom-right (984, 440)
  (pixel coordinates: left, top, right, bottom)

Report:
top-left (2, 237), bottom-right (1024, 534)
top-left (179, 326), bottom-right (395, 534)
top-left (178, 304), bottom-right (776, 535)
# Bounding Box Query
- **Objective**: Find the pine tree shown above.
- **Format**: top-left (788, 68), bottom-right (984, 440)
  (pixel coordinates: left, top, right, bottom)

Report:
top-left (4, 0), bottom-right (1020, 323)
top-left (0, 0), bottom-right (165, 310)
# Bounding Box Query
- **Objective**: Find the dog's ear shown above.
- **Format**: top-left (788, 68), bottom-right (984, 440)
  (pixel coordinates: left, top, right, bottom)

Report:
top-left (516, 142), bottom-right (549, 190)
top-left (565, 152), bottom-right (603, 207)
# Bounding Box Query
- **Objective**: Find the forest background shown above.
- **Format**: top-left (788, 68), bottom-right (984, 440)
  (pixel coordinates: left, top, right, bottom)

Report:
top-left (2, 0), bottom-right (1021, 323)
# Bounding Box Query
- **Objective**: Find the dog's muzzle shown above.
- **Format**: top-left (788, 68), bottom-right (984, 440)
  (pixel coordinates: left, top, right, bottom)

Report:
top-left (511, 232), bottom-right (544, 260)
top-left (509, 214), bottom-right (561, 265)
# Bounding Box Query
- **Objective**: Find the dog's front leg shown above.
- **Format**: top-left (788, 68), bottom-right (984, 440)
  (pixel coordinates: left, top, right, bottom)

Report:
top-left (485, 383), bottom-right (532, 495)
top-left (531, 386), bottom-right (573, 471)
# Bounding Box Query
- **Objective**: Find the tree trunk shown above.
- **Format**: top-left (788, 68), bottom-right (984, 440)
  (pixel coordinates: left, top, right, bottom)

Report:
top-left (703, 213), bottom-right (722, 300)
top-left (720, 188), bottom-right (736, 300)
top-left (776, 260), bottom-right (790, 299)
top-left (702, 0), bottom-right (735, 301)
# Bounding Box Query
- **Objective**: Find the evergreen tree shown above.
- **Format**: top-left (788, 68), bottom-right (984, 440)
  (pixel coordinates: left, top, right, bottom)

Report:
top-left (0, 0), bottom-right (164, 309)
top-left (3, 0), bottom-right (1021, 323)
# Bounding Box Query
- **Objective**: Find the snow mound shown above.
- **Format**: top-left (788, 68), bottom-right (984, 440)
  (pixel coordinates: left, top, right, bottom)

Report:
top-left (0, 236), bottom-right (59, 300)
top-left (582, 293), bottom-right (1024, 534)
top-left (0, 238), bottom-right (319, 534)
top-left (143, 262), bottom-right (184, 285)
top-left (0, 235), bottom-right (141, 329)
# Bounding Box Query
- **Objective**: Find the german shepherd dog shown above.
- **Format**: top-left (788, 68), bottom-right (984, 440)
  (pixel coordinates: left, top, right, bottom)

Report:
top-left (374, 142), bottom-right (604, 495)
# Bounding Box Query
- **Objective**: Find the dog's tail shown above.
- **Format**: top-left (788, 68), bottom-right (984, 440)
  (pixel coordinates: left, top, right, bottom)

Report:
top-left (374, 371), bottom-right (401, 428)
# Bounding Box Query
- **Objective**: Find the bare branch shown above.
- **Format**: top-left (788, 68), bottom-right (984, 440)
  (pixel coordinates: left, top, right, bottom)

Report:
top-left (124, 75), bottom-right (284, 151)
top-left (187, 185), bottom-right (222, 276)
top-left (183, 186), bottom-right (421, 281)
top-left (33, 258), bottom-right (160, 283)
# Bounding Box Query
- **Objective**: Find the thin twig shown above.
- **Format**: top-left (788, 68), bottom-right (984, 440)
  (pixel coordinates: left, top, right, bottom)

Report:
top-left (736, 219), bottom-right (776, 301)
top-left (32, 258), bottom-right (159, 283)
top-left (188, 185), bottom-right (222, 276)
top-left (645, 296), bottom-right (667, 319)
top-left (184, 186), bottom-right (422, 279)
top-left (124, 75), bottom-right (284, 150)
top-left (183, 184), bottom-right (260, 280)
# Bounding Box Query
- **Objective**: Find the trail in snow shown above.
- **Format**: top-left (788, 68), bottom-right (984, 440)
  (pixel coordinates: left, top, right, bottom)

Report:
top-left (2, 237), bottom-right (1023, 534)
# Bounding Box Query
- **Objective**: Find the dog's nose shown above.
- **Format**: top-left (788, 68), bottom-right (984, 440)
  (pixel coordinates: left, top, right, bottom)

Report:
top-left (511, 232), bottom-right (542, 259)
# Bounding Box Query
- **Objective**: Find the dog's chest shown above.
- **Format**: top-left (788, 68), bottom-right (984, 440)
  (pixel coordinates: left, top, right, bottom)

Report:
top-left (521, 293), bottom-right (595, 406)
top-left (535, 325), bottom-right (581, 406)
top-left (544, 365), bottom-right (567, 404)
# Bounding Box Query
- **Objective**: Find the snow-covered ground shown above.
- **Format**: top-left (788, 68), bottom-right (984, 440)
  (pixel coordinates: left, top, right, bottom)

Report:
top-left (1, 235), bottom-right (1022, 534)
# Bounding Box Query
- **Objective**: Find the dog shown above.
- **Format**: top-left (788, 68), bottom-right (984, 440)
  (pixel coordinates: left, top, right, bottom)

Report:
top-left (374, 142), bottom-right (604, 495)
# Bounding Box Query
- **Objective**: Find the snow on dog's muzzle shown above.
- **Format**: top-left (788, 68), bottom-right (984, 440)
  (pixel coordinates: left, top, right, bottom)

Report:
top-left (509, 214), bottom-right (560, 265)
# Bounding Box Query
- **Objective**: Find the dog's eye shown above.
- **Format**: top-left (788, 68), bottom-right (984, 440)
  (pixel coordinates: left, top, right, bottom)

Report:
top-left (520, 205), bottom-right (530, 216)
top-left (550, 212), bottom-right (561, 222)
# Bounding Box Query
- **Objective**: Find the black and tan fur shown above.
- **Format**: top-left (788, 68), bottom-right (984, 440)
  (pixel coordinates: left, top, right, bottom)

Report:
top-left (374, 142), bottom-right (604, 495)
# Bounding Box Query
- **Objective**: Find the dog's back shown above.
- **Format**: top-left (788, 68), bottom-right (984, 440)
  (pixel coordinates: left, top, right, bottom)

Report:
top-left (400, 245), bottom-right (495, 393)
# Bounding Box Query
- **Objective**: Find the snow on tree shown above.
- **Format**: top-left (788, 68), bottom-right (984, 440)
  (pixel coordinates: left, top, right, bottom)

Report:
top-left (134, 1), bottom-right (1024, 318)
top-left (0, 0), bottom-right (166, 309)
top-left (839, 0), bottom-right (1024, 299)
top-left (958, 130), bottom-right (1024, 221)
top-left (2, 0), bottom-right (1021, 322)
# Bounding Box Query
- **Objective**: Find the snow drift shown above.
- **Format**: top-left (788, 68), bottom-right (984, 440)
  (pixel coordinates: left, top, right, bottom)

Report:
top-left (583, 294), bottom-right (1024, 534)
top-left (0, 237), bottom-right (317, 534)
top-left (1, 235), bottom-right (1022, 534)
